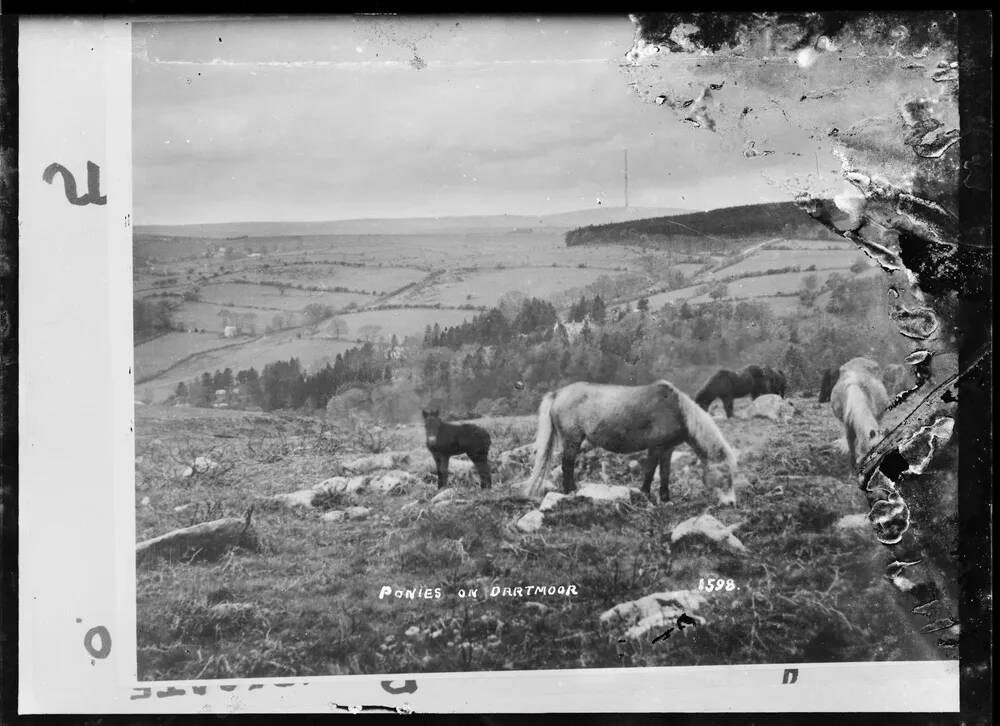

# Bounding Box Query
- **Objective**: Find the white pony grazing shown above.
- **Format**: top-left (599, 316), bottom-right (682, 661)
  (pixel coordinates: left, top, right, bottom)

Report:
top-left (830, 358), bottom-right (890, 471)
top-left (519, 379), bottom-right (747, 506)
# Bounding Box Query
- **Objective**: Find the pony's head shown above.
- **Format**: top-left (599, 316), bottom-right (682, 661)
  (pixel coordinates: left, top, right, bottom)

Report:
top-left (422, 408), bottom-right (442, 445)
top-left (705, 449), bottom-right (749, 508)
top-left (854, 424), bottom-right (882, 466)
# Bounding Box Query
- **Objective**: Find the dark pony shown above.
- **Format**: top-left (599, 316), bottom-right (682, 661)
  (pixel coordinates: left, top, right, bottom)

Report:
top-left (694, 365), bottom-right (769, 418)
top-left (422, 409), bottom-right (492, 489)
top-left (818, 368), bottom-right (838, 403)
top-left (761, 366), bottom-right (787, 397)
top-left (522, 380), bottom-right (748, 506)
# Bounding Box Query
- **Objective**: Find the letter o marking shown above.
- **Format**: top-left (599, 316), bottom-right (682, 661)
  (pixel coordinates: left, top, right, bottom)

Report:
top-left (84, 625), bottom-right (112, 659)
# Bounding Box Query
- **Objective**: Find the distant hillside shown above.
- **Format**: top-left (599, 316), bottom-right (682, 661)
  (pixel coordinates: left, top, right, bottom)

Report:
top-left (135, 207), bottom-right (690, 239)
top-left (564, 201), bottom-right (839, 251)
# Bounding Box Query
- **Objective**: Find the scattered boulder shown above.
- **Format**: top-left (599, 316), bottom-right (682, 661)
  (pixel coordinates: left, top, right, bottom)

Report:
top-left (523, 601), bottom-right (550, 615)
top-left (599, 589), bottom-right (708, 640)
top-left (173, 503), bottom-right (196, 514)
top-left (748, 394), bottom-right (795, 422)
top-left (670, 514), bottom-right (747, 554)
top-left (516, 510), bottom-right (545, 533)
top-left (509, 479), bottom-right (555, 499)
top-left (430, 488), bottom-right (457, 505)
top-left (346, 506), bottom-right (371, 521)
top-left (321, 510), bottom-right (346, 523)
top-left (314, 476), bottom-right (349, 494)
top-left (181, 456), bottom-right (220, 478)
top-left (140, 496), bottom-right (151, 507)
top-left (209, 602), bottom-right (258, 617)
top-left (267, 489), bottom-right (320, 509)
top-left (575, 483), bottom-right (631, 503)
top-left (369, 470), bottom-right (417, 494)
top-left (136, 509), bottom-right (257, 565)
top-left (498, 444), bottom-right (535, 471)
top-left (315, 476), bottom-right (368, 496)
top-left (539, 491), bottom-right (568, 512)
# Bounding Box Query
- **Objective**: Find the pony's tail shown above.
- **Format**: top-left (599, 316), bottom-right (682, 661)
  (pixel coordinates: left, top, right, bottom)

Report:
top-left (525, 393), bottom-right (558, 496)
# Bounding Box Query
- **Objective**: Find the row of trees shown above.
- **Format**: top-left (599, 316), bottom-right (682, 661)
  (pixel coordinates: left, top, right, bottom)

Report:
top-left (411, 271), bottom-right (907, 418)
top-left (165, 265), bottom-right (905, 421)
top-left (421, 297), bottom-right (559, 349)
top-left (173, 342), bottom-right (396, 411)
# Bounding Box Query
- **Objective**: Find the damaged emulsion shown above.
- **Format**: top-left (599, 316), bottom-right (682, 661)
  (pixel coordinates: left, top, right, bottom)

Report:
top-left (627, 11), bottom-right (982, 650)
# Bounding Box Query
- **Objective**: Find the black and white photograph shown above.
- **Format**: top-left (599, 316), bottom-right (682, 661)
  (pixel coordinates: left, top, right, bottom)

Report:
top-left (29, 11), bottom-right (962, 699)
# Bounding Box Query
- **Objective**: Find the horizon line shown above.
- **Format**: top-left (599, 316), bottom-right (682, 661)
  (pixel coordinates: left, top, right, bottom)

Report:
top-left (133, 204), bottom-right (721, 229)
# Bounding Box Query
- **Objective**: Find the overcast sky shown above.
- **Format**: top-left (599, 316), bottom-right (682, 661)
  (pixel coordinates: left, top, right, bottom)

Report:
top-left (133, 16), bottom-right (853, 225)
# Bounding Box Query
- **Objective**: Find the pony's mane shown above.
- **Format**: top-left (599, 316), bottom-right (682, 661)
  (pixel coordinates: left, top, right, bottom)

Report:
top-left (843, 380), bottom-right (881, 436)
top-left (658, 380), bottom-right (738, 469)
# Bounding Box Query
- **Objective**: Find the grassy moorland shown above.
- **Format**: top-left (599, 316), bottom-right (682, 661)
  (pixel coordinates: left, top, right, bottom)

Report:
top-left (135, 392), bottom-right (953, 680)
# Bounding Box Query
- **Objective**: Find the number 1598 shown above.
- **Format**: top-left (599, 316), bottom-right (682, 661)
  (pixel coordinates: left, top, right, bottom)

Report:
top-left (698, 578), bottom-right (736, 592)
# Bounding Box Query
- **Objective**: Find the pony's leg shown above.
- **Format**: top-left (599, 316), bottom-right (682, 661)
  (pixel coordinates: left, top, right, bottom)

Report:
top-left (471, 453), bottom-right (492, 490)
top-left (560, 438), bottom-right (582, 493)
top-left (640, 448), bottom-right (659, 499)
top-left (846, 429), bottom-right (858, 468)
top-left (723, 397), bottom-right (734, 418)
top-left (658, 447), bottom-right (674, 503)
top-left (434, 453), bottom-right (450, 489)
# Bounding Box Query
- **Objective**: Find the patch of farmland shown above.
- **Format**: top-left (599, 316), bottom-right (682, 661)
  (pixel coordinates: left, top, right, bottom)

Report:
top-left (672, 262), bottom-right (708, 278)
top-left (255, 233), bottom-right (653, 272)
top-left (197, 282), bottom-right (377, 312)
top-left (326, 308), bottom-right (476, 343)
top-left (764, 239), bottom-right (857, 251)
top-left (223, 264), bottom-right (429, 294)
top-left (391, 267), bottom-right (615, 308)
top-left (136, 333), bottom-right (359, 404)
top-left (713, 249), bottom-right (864, 277)
top-left (172, 302), bottom-right (276, 332)
top-left (692, 268), bottom-right (880, 302)
top-left (134, 332), bottom-right (241, 381)
top-left (643, 285), bottom-right (702, 309)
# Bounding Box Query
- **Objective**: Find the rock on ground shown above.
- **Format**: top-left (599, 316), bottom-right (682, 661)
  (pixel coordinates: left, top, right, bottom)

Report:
top-left (346, 506), bottom-right (371, 521)
top-left (748, 394), bottom-right (796, 422)
top-left (267, 489), bottom-right (319, 509)
top-left (314, 476), bottom-right (368, 496)
top-left (181, 456), bottom-right (220, 478)
top-left (599, 590), bottom-right (708, 640)
top-left (369, 469), bottom-right (417, 494)
top-left (575, 483), bottom-right (632, 503)
top-left (539, 491), bottom-right (568, 512)
top-left (498, 443), bottom-right (535, 468)
top-left (321, 510), bottom-right (346, 522)
top-left (430, 488), bottom-right (456, 505)
top-left (670, 514), bottom-right (747, 554)
top-left (516, 510), bottom-right (544, 533)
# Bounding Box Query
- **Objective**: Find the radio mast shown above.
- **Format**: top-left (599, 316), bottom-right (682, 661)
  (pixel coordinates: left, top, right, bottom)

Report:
top-left (623, 149), bottom-right (629, 208)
